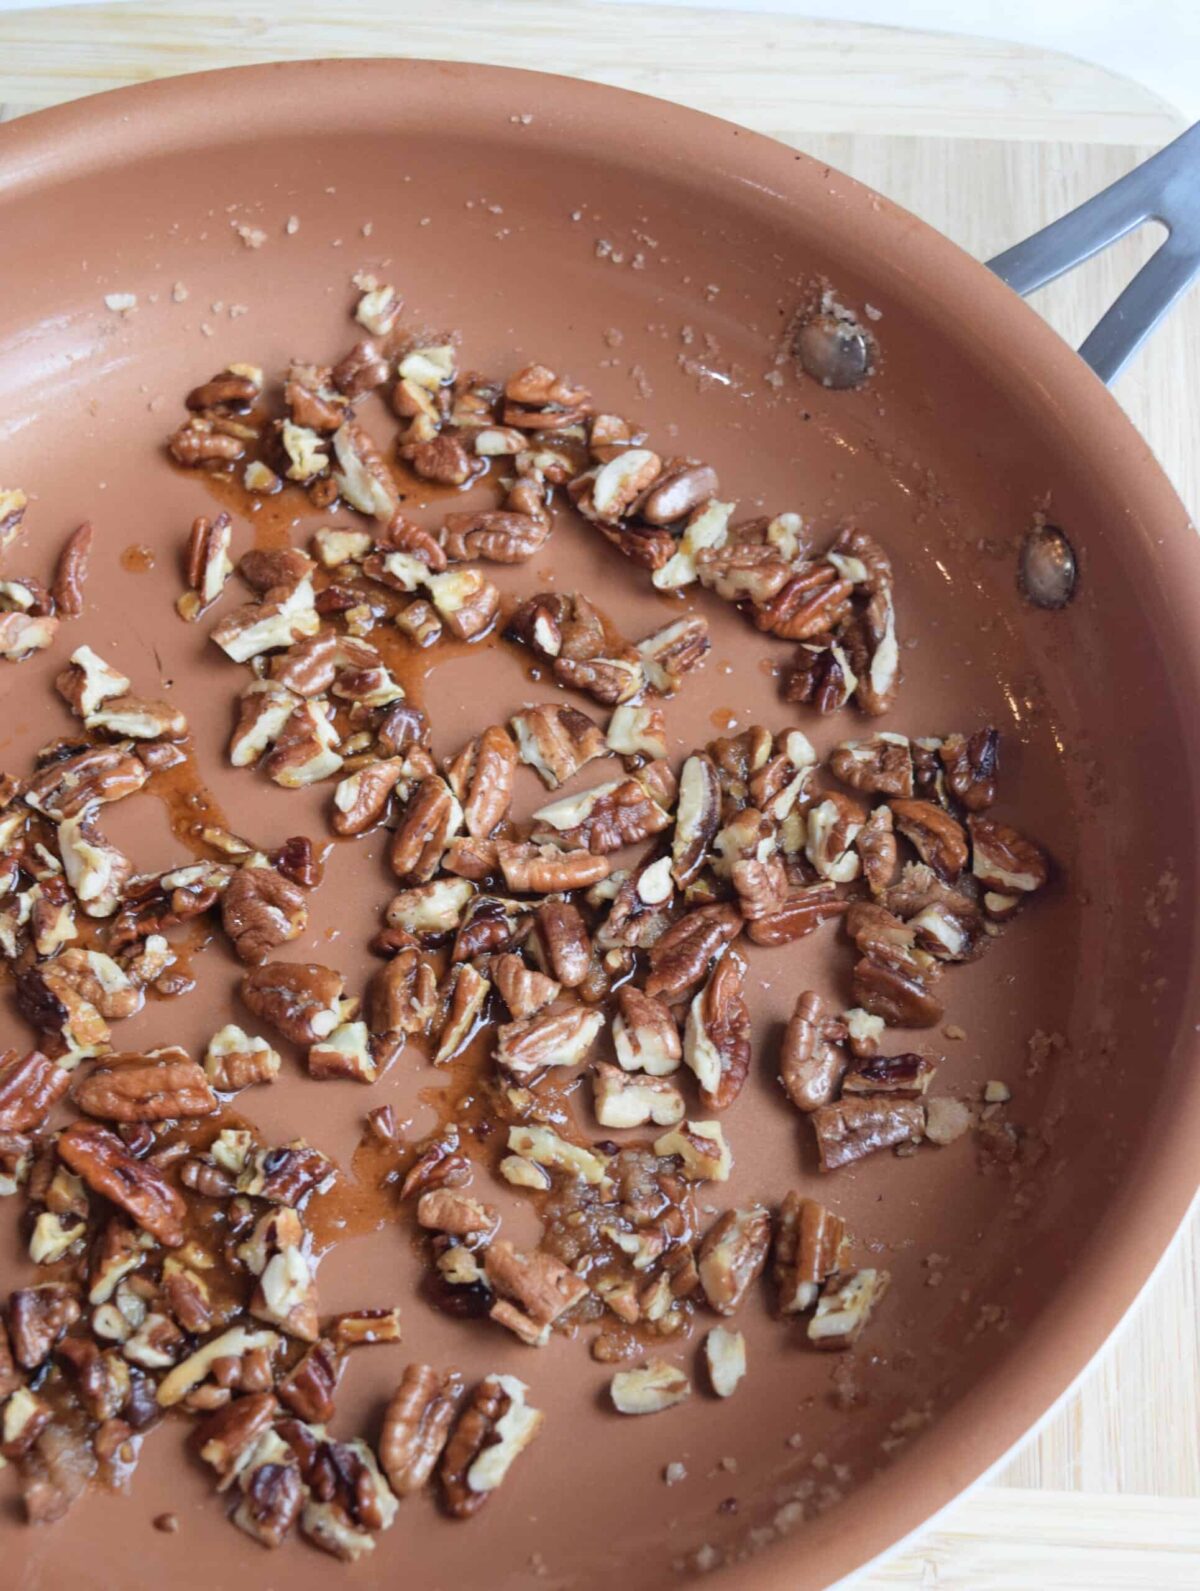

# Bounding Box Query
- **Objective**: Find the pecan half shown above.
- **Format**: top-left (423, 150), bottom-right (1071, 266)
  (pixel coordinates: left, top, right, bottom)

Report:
top-left (810, 1098), bottom-right (925, 1171)
top-left (73, 1049), bottom-right (217, 1122)
top-left (636, 615), bottom-right (711, 695)
top-left (278, 1340), bottom-right (343, 1424)
top-left (221, 866), bottom-right (308, 964)
top-left (430, 964), bottom-right (490, 1066)
top-left (8, 1284), bottom-right (81, 1369)
top-left (494, 1004), bottom-right (604, 1082)
top-left (492, 953), bottom-right (559, 1020)
top-left (331, 758), bottom-right (404, 836)
top-left (968, 815), bottom-right (1049, 895)
top-left (240, 961), bottom-right (345, 1046)
top-left (890, 798), bottom-right (968, 882)
top-left (445, 726), bottom-right (518, 839)
top-left (24, 744), bottom-right (148, 820)
top-left (440, 1374), bottom-right (543, 1518)
top-left (940, 728), bottom-right (999, 812)
top-left (698, 1207), bottom-right (771, 1314)
top-left (855, 805), bottom-right (898, 898)
top-left (368, 949), bottom-right (438, 1037)
top-left (51, 522), bottom-right (93, 619)
top-left (774, 1192), bottom-right (848, 1314)
top-left (612, 985), bottom-right (681, 1074)
top-left (380, 1365), bottom-right (462, 1497)
top-left (532, 775), bottom-right (672, 855)
top-left (644, 903), bottom-right (742, 1001)
top-left (830, 732), bottom-right (912, 797)
top-left (509, 703), bottom-right (606, 790)
top-left (0, 1050), bottom-right (69, 1132)
top-left (59, 1122), bottom-right (186, 1244)
top-left (530, 899), bottom-right (592, 988)
top-left (780, 992), bottom-right (848, 1112)
top-left (670, 753), bottom-right (721, 887)
top-left (682, 950), bottom-right (751, 1110)
top-left (389, 777), bottom-right (463, 885)
top-left (442, 510), bottom-right (549, 563)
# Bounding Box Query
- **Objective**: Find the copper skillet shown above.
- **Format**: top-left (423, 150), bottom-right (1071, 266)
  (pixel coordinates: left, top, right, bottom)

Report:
top-left (0, 60), bottom-right (1198, 1591)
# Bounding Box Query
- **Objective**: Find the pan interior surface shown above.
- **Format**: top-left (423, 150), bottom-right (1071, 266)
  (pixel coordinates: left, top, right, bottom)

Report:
top-left (0, 61), bottom-right (1197, 1591)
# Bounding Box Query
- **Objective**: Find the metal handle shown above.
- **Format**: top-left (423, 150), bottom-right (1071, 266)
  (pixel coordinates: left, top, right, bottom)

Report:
top-left (987, 122), bottom-right (1200, 386)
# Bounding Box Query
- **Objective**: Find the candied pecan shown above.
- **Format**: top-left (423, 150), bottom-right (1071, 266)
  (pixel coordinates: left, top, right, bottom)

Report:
top-left (509, 703), bottom-right (606, 790)
top-left (806, 792), bottom-right (867, 882)
top-left (238, 547), bottom-right (315, 594)
top-left (0, 1049), bottom-right (69, 1132)
top-left (495, 841), bottom-right (609, 894)
top-left (683, 950), bottom-right (751, 1110)
top-left (808, 1268), bottom-right (890, 1349)
top-left (440, 1374), bottom-right (543, 1518)
top-left (811, 1097), bottom-right (925, 1171)
top-left (495, 1003), bottom-right (604, 1082)
top-left (376, 702), bottom-right (431, 756)
top-left (24, 743), bottom-right (148, 820)
top-left (856, 805), bottom-right (898, 898)
top-left (968, 815), bottom-right (1049, 895)
top-left (486, 1241), bottom-right (588, 1333)
top-left (220, 866), bottom-right (308, 965)
top-left (368, 949), bottom-right (438, 1037)
top-left (401, 1127), bottom-right (472, 1200)
top-left (836, 529), bottom-right (899, 716)
top-left (426, 568), bottom-right (500, 641)
top-left (842, 1052), bottom-right (936, 1096)
top-left (418, 1190), bottom-right (499, 1243)
top-left (442, 835), bottom-right (499, 880)
top-left (612, 985), bottom-right (681, 1075)
top-left (492, 950), bottom-right (558, 1019)
top-left (670, 753), bottom-right (721, 887)
top-left (780, 992), bottom-right (848, 1111)
top-left (852, 957), bottom-right (942, 1027)
top-left (753, 564), bottom-right (853, 641)
top-left (8, 1283), bottom-right (81, 1368)
top-left (73, 1049), bottom-right (217, 1122)
top-left (332, 340), bottom-right (389, 398)
top-left (781, 638), bottom-right (854, 713)
top-left (380, 1365), bottom-right (462, 1497)
top-left (177, 512), bottom-right (234, 622)
top-left (278, 1339), bottom-right (343, 1423)
top-left (592, 1062), bottom-right (683, 1128)
top-left (830, 733), bottom-right (912, 797)
top-left (268, 630), bottom-right (339, 696)
top-left (524, 899), bottom-right (587, 989)
top-left (195, 1391), bottom-right (279, 1486)
top-left (186, 367), bottom-right (261, 414)
top-left (394, 597), bottom-right (443, 648)
top-left (240, 961), bottom-right (344, 1046)
top-left (889, 798), bottom-right (968, 882)
top-left (332, 420), bottom-right (400, 520)
top-left (236, 1460), bottom-right (304, 1549)
top-left (391, 877), bottom-right (476, 942)
top-left (168, 415), bottom-right (246, 466)
top-left (698, 1207), bottom-right (771, 1314)
top-left (59, 1122), bottom-right (185, 1244)
top-left (774, 1193), bottom-right (848, 1313)
top-left (442, 510), bottom-right (549, 564)
top-left (264, 700), bottom-right (344, 789)
top-left (49, 522), bottom-right (93, 619)
top-left (389, 777), bottom-right (462, 885)
top-left (445, 726), bottom-right (518, 839)
top-left (940, 728), bottom-right (999, 811)
top-left (331, 759), bottom-right (403, 837)
top-left (308, 1021), bottom-right (377, 1083)
top-left (644, 903), bottom-right (742, 1001)
top-left (401, 432), bottom-right (478, 487)
top-left (636, 615), bottom-right (711, 694)
top-left (552, 651), bottom-right (644, 706)
top-left (430, 965), bottom-right (490, 1066)
top-left (531, 775), bottom-right (671, 855)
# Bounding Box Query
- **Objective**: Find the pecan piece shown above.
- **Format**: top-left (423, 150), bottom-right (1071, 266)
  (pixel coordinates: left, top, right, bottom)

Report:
top-left (278, 1340), bottom-right (343, 1424)
top-left (240, 961), bottom-right (345, 1046)
top-left (211, 576), bottom-right (320, 663)
top-left (529, 899), bottom-right (592, 988)
top-left (0, 1050), bottom-right (69, 1132)
top-left (51, 522), bottom-right (93, 619)
top-left (552, 651), bottom-right (645, 707)
top-left (890, 798), bottom-right (968, 882)
top-left (494, 1004), bottom-right (604, 1082)
top-left (308, 1021), bottom-right (377, 1083)
top-left (195, 1391), bottom-right (280, 1486)
top-left (808, 1269), bottom-right (890, 1348)
top-left (239, 547), bottom-right (315, 594)
top-left (331, 420), bottom-right (400, 520)
top-left (24, 743), bottom-right (148, 820)
top-left (0, 610), bottom-right (59, 660)
top-left (592, 1063), bottom-right (684, 1129)
top-left (774, 1193), bottom-right (848, 1313)
top-left (941, 728), bottom-right (999, 811)
top-left (780, 992), bottom-right (848, 1112)
top-left (368, 949), bottom-right (438, 1038)
top-left (968, 815), bottom-right (1049, 895)
top-left (331, 757), bottom-right (404, 836)
top-left (440, 1374), bottom-right (543, 1518)
top-left (830, 732), bottom-right (912, 797)
top-left (486, 1241), bottom-right (588, 1343)
top-left (492, 953), bottom-right (559, 1020)
top-left (531, 775), bottom-right (672, 855)
top-left (8, 1283), bottom-right (81, 1368)
top-left (389, 877), bottom-right (475, 941)
top-left (636, 615), bottom-right (711, 694)
top-left (431, 964), bottom-right (490, 1066)
top-left (495, 840), bottom-right (610, 896)
top-left (426, 568), bottom-right (500, 641)
top-left (670, 753), bottom-right (721, 887)
top-left (380, 1365), bottom-right (462, 1497)
top-left (683, 950), bottom-right (751, 1110)
top-left (842, 1052), bottom-right (937, 1097)
top-left (856, 805), bottom-right (898, 898)
top-left (55, 644), bottom-right (129, 718)
top-left (852, 956), bottom-right (943, 1028)
top-left (810, 1098), bottom-right (925, 1171)
top-left (59, 1122), bottom-right (186, 1244)
top-left (73, 1048), bottom-right (218, 1122)
top-left (610, 1362), bottom-right (690, 1415)
top-left (613, 985), bottom-right (681, 1075)
top-left (445, 726), bottom-right (518, 839)
top-left (442, 510), bottom-right (549, 563)
top-left (652, 1119), bottom-right (732, 1182)
top-left (509, 703), bottom-right (606, 790)
top-left (698, 1207), bottom-right (771, 1315)
top-left (644, 903), bottom-right (742, 1001)
top-left (221, 866), bottom-right (308, 964)
top-left (263, 700), bottom-right (344, 789)
top-left (389, 777), bottom-right (463, 885)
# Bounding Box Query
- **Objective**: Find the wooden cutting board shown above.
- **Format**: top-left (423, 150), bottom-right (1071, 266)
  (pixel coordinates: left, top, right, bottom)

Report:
top-left (1, 3), bottom-right (1197, 1584)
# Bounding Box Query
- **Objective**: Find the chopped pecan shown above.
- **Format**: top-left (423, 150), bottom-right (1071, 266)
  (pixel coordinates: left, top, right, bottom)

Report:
top-left (531, 775), bottom-right (671, 855)
top-left (613, 985), bottom-right (681, 1075)
top-left (24, 743), bottom-right (148, 820)
top-left (494, 1004), bottom-right (604, 1082)
top-left (644, 903), bottom-right (742, 1001)
top-left (417, 1189), bottom-right (499, 1243)
top-left (211, 576), bottom-right (319, 663)
top-left (493, 841), bottom-right (607, 896)
top-left (8, 1283), bottom-right (81, 1368)
top-left (368, 949), bottom-right (438, 1037)
top-left (924, 1097), bottom-right (971, 1144)
top-left (940, 728), bottom-right (999, 811)
top-left (856, 805), bottom-right (898, 898)
top-left (593, 1063), bottom-right (684, 1129)
top-left (811, 1097), bottom-right (925, 1171)
top-left (705, 1326), bottom-right (746, 1398)
top-left (380, 1365), bottom-right (462, 1497)
top-left (389, 777), bottom-right (463, 885)
top-left (376, 702), bottom-right (432, 757)
top-left (402, 432), bottom-right (479, 487)
top-left (806, 792), bottom-right (867, 882)
top-left (440, 1374), bottom-right (543, 1518)
top-left (401, 1126), bottom-right (472, 1200)
top-left (168, 415), bottom-right (247, 466)
top-left (836, 529), bottom-right (899, 716)
top-left (50, 522), bottom-right (93, 619)
top-left (852, 955), bottom-right (943, 1027)
top-left (553, 651), bottom-right (645, 707)
top-left (609, 1362), bottom-right (690, 1415)
top-left (442, 510), bottom-right (549, 563)
top-left (203, 1023), bottom-right (280, 1092)
top-left (652, 1120), bottom-right (731, 1182)
top-left (177, 512), bottom-right (233, 621)
top-left (221, 866), bottom-right (308, 964)
top-left (492, 953), bottom-right (559, 1020)
top-left (426, 569), bottom-right (500, 641)
top-left (968, 815), bottom-right (1049, 895)
top-left (509, 703), bottom-right (606, 790)
top-left (59, 1122), bottom-right (185, 1244)
top-left (278, 1340), bottom-right (343, 1424)
top-left (331, 421), bottom-right (400, 520)
top-left (636, 615), bottom-right (711, 694)
top-left (55, 644), bottom-right (129, 718)
top-left (529, 899), bottom-right (592, 988)
top-left (0, 1049), bottom-right (69, 1132)
top-left (388, 877), bottom-right (475, 940)
top-left (670, 753), bottom-right (721, 887)
top-left (331, 758), bottom-right (404, 836)
top-left (807, 1268), bottom-right (890, 1348)
top-left (842, 1052), bottom-right (936, 1097)
top-left (431, 964), bottom-right (490, 1065)
top-left (239, 547), bottom-right (316, 594)
top-left (890, 798), bottom-right (968, 882)
top-left (445, 726), bottom-right (518, 839)
top-left (240, 961), bottom-right (345, 1046)
top-left (504, 362), bottom-right (589, 427)
top-left (683, 950), bottom-right (751, 1110)
top-left (394, 597), bottom-right (443, 647)
top-left (186, 365), bottom-right (261, 414)
top-left (263, 700), bottom-right (344, 789)
top-left (780, 992), bottom-right (848, 1112)
top-left (605, 703), bottom-right (667, 760)
top-left (308, 1021), bottom-right (377, 1083)
top-left (830, 732), bottom-right (912, 797)
top-left (774, 1192), bottom-right (848, 1313)
top-left (56, 810), bottom-right (132, 916)
top-left (486, 1241), bottom-right (588, 1339)
top-left (228, 680), bottom-right (299, 768)
top-left (0, 610), bottom-right (59, 660)
top-left (194, 1390), bottom-right (280, 1487)
top-left (73, 1048), bottom-right (217, 1122)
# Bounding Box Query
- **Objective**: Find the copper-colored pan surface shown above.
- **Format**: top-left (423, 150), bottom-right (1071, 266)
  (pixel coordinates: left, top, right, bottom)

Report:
top-left (1, 59), bottom-right (1198, 1590)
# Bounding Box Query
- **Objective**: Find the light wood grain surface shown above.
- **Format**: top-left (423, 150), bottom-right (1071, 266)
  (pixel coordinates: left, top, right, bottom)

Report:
top-left (1, 3), bottom-right (1198, 1584)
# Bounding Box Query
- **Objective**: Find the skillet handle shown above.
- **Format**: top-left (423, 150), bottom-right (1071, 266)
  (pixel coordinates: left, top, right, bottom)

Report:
top-left (987, 121), bottom-right (1200, 385)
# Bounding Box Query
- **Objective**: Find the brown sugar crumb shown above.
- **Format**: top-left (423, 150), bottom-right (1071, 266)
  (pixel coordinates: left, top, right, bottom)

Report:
top-left (153, 1513), bottom-right (180, 1534)
top-left (1026, 1028), bottom-right (1068, 1077)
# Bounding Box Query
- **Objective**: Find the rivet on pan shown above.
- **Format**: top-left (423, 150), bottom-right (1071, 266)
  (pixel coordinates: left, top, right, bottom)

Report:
top-left (1019, 523), bottom-right (1077, 610)
top-left (793, 313), bottom-right (872, 389)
